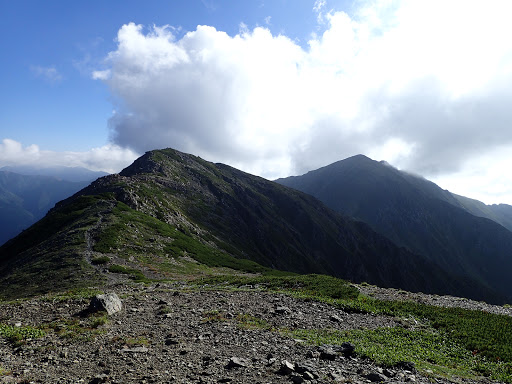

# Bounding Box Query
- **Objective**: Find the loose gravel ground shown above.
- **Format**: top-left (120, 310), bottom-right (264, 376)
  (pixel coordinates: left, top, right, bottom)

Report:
top-left (0, 282), bottom-right (502, 384)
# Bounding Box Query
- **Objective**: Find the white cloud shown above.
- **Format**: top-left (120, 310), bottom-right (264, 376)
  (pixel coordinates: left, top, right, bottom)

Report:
top-left (91, 69), bottom-right (111, 80)
top-left (92, 0), bottom-right (512, 203)
top-left (431, 145), bottom-right (512, 205)
top-left (0, 139), bottom-right (138, 174)
top-left (30, 65), bottom-right (63, 83)
top-left (313, 0), bottom-right (327, 24)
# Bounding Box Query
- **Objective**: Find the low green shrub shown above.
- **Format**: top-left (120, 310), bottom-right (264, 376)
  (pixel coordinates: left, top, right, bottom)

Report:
top-left (108, 265), bottom-right (149, 282)
top-left (0, 323), bottom-right (45, 345)
top-left (198, 274), bottom-right (359, 301)
top-left (46, 287), bottom-right (103, 302)
top-left (91, 256), bottom-right (110, 265)
top-left (236, 313), bottom-right (271, 330)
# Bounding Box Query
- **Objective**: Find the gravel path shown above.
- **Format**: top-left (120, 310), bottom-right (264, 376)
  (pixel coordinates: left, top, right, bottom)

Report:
top-left (356, 284), bottom-right (512, 317)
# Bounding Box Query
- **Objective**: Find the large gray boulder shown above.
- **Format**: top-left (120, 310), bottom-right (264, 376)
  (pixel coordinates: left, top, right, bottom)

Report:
top-left (89, 293), bottom-right (123, 315)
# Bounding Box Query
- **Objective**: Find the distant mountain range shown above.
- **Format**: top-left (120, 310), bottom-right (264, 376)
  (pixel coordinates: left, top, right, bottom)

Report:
top-left (276, 154), bottom-right (512, 303)
top-left (0, 167), bottom-right (106, 245)
top-left (0, 165), bottom-right (108, 182)
top-left (1, 149), bottom-right (500, 302)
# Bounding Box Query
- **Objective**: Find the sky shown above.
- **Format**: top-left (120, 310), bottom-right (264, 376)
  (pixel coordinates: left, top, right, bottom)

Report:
top-left (1, 0), bottom-right (512, 204)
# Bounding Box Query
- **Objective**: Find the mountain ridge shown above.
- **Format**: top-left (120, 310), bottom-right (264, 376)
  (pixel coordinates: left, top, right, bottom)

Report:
top-left (276, 155), bottom-right (512, 302)
top-left (1, 148), bottom-right (502, 303)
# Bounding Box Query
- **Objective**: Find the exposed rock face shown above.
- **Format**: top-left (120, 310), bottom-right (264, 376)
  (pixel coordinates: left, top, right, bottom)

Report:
top-left (89, 293), bottom-right (123, 315)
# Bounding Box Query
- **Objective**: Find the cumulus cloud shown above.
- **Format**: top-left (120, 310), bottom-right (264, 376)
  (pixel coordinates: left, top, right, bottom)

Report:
top-left (93, 0), bottom-right (512, 202)
top-left (0, 139), bottom-right (138, 174)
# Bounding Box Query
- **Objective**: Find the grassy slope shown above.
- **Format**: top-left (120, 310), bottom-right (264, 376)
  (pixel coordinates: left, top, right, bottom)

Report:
top-left (0, 190), bottom-right (287, 299)
top-left (92, 200), bottom-right (285, 277)
top-left (0, 194), bottom-right (108, 299)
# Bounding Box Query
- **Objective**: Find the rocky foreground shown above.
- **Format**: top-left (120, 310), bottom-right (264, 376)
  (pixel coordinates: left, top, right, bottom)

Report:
top-left (0, 282), bottom-right (502, 384)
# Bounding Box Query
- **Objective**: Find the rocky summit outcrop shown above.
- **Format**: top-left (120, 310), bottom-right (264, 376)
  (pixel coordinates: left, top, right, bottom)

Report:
top-left (0, 281), bottom-right (499, 384)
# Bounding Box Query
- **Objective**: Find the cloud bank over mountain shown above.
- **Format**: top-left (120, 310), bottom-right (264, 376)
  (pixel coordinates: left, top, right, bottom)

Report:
top-left (90, 0), bottom-right (512, 204)
top-left (0, 139), bottom-right (137, 174)
top-left (2, 1), bottom-right (511, 203)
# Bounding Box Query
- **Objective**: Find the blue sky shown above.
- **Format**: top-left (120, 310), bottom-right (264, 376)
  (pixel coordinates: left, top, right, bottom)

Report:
top-left (0, 0), bottom-right (328, 151)
top-left (1, 0), bottom-right (512, 204)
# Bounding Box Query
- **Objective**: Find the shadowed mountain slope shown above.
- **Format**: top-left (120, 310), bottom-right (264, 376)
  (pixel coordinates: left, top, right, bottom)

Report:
top-left (452, 193), bottom-right (512, 232)
top-left (0, 149), bottom-right (504, 302)
top-left (276, 155), bottom-right (512, 302)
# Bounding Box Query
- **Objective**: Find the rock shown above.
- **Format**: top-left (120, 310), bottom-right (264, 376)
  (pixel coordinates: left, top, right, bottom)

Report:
top-left (306, 350), bottom-right (320, 359)
top-left (336, 342), bottom-right (355, 357)
top-left (120, 346), bottom-right (149, 353)
top-left (0, 284), bottom-right (473, 384)
top-left (226, 357), bottom-right (249, 369)
top-left (318, 345), bottom-right (337, 361)
top-left (329, 372), bottom-right (345, 381)
top-left (329, 314), bottom-right (343, 323)
top-left (89, 293), bottom-right (123, 315)
top-left (164, 338), bottom-right (179, 346)
top-left (294, 361), bottom-right (318, 378)
top-left (179, 348), bottom-right (192, 355)
top-left (290, 374), bottom-right (305, 383)
top-left (275, 306), bottom-right (291, 314)
top-left (278, 360), bottom-right (295, 375)
top-left (366, 371), bottom-right (387, 382)
top-left (302, 371), bottom-right (316, 380)
top-left (89, 374), bottom-right (109, 384)
top-left (396, 361), bottom-right (416, 372)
